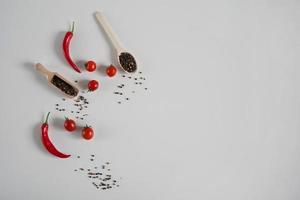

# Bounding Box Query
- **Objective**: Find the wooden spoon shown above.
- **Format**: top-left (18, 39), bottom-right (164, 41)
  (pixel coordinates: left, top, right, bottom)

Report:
top-left (35, 63), bottom-right (79, 98)
top-left (95, 11), bottom-right (137, 73)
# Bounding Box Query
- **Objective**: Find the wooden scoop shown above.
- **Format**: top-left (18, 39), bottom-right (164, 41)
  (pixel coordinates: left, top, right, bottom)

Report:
top-left (95, 11), bottom-right (137, 73)
top-left (35, 63), bottom-right (79, 98)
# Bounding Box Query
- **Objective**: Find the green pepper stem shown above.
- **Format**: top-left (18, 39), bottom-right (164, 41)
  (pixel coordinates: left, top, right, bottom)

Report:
top-left (44, 112), bottom-right (50, 124)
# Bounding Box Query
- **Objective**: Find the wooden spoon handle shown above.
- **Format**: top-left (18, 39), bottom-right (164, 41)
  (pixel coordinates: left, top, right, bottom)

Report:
top-left (95, 11), bottom-right (124, 53)
top-left (36, 63), bottom-right (52, 78)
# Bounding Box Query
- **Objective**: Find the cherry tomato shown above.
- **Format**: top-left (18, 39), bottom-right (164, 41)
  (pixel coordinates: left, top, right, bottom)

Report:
top-left (85, 61), bottom-right (96, 72)
top-left (82, 126), bottom-right (94, 140)
top-left (88, 80), bottom-right (99, 91)
top-left (64, 118), bottom-right (76, 132)
top-left (106, 65), bottom-right (117, 77)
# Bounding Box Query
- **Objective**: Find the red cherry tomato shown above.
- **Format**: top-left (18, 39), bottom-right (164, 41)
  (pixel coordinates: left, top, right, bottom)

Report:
top-left (88, 80), bottom-right (99, 91)
top-left (106, 65), bottom-right (117, 77)
top-left (64, 118), bottom-right (76, 132)
top-left (82, 126), bottom-right (94, 140)
top-left (85, 61), bottom-right (96, 72)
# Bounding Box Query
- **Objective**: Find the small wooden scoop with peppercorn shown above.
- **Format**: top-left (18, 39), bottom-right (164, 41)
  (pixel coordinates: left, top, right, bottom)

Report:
top-left (95, 11), bottom-right (137, 73)
top-left (35, 63), bottom-right (79, 98)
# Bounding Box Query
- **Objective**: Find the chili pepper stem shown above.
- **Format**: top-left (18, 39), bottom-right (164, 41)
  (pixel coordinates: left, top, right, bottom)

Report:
top-left (71, 21), bottom-right (75, 33)
top-left (44, 112), bottom-right (50, 124)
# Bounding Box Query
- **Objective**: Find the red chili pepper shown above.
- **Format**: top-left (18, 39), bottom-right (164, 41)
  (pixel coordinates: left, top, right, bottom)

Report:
top-left (62, 22), bottom-right (81, 73)
top-left (41, 112), bottom-right (71, 158)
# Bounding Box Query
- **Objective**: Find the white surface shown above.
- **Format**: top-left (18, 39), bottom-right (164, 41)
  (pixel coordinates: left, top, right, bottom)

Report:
top-left (0, 0), bottom-right (300, 199)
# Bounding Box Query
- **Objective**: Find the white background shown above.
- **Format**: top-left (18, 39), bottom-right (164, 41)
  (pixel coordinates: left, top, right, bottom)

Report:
top-left (0, 0), bottom-right (300, 199)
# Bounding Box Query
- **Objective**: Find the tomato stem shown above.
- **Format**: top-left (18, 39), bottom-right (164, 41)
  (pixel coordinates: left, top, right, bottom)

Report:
top-left (44, 112), bottom-right (50, 124)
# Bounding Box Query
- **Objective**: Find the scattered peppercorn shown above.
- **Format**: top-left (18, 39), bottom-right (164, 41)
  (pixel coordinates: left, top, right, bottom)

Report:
top-left (74, 156), bottom-right (121, 190)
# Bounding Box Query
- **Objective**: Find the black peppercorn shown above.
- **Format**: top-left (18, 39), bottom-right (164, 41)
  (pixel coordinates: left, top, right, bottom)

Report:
top-left (51, 75), bottom-right (78, 97)
top-left (119, 52), bottom-right (137, 73)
